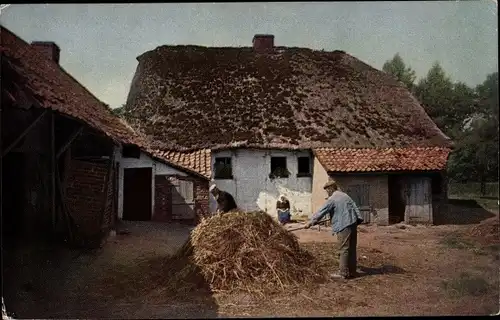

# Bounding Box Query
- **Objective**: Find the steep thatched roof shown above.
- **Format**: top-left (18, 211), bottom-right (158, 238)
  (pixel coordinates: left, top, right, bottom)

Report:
top-left (124, 44), bottom-right (452, 152)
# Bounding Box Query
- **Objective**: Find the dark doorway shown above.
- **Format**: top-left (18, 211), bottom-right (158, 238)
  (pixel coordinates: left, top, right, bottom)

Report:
top-left (1, 152), bottom-right (25, 246)
top-left (123, 167), bottom-right (152, 221)
top-left (388, 175), bottom-right (405, 224)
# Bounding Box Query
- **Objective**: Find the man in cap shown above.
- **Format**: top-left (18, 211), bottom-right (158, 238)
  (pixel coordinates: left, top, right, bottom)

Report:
top-left (210, 184), bottom-right (238, 214)
top-left (305, 179), bottom-right (363, 279)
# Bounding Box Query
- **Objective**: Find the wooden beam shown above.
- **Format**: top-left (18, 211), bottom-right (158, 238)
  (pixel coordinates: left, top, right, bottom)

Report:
top-left (51, 111), bottom-right (56, 232)
top-left (99, 146), bottom-right (115, 234)
top-left (56, 126), bottom-right (83, 159)
top-left (56, 161), bottom-right (73, 243)
top-left (1, 109), bottom-right (48, 158)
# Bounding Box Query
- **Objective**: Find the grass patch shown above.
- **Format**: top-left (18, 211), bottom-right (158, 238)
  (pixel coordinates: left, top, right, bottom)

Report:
top-left (448, 182), bottom-right (499, 200)
top-left (476, 198), bottom-right (500, 212)
top-left (440, 234), bottom-right (476, 250)
top-left (441, 272), bottom-right (491, 297)
top-left (439, 233), bottom-right (491, 256)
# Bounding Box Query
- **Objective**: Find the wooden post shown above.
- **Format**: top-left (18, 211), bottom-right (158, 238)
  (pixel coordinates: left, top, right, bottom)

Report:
top-left (51, 111), bottom-right (56, 232)
top-left (99, 146), bottom-right (115, 236)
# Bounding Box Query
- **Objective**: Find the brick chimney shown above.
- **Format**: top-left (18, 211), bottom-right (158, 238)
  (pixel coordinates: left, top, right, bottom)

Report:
top-left (31, 41), bottom-right (61, 64)
top-left (252, 34), bottom-right (274, 53)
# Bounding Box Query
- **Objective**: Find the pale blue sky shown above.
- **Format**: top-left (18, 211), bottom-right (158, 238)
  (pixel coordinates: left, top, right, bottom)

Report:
top-left (0, 2), bottom-right (497, 109)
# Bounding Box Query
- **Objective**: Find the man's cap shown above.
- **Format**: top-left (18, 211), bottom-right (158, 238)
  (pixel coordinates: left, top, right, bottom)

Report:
top-left (209, 184), bottom-right (218, 192)
top-left (323, 179), bottom-right (338, 190)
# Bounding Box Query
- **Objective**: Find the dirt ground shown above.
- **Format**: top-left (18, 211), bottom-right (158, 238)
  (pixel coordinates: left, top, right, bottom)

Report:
top-left (3, 206), bottom-right (499, 318)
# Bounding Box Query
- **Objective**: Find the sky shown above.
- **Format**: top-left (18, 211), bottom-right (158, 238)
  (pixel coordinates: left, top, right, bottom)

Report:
top-left (0, 2), bottom-right (498, 109)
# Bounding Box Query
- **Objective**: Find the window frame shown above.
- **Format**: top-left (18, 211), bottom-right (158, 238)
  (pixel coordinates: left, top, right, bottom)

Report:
top-left (213, 157), bottom-right (233, 180)
top-left (297, 156), bottom-right (312, 177)
top-left (269, 156), bottom-right (289, 179)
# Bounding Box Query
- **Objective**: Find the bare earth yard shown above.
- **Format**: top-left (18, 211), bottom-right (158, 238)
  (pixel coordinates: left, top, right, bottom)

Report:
top-left (4, 201), bottom-right (499, 318)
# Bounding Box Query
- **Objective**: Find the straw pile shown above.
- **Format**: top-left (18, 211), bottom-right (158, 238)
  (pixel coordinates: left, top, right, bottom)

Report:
top-left (167, 211), bottom-right (325, 294)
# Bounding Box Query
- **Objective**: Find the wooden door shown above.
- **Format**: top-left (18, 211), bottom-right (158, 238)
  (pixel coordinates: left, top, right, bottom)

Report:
top-left (404, 177), bottom-right (432, 224)
top-left (344, 184), bottom-right (371, 224)
top-left (123, 168), bottom-right (152, 221)
top-left (170, 178), bottom-right (195, 220)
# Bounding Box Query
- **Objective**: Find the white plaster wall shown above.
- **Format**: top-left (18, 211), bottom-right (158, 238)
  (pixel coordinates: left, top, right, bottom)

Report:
top-left (115, 146), bottom-right (187, 219)
top-left (211, 149), bottom-right (313, 217)
top-left (311, 157), bottom-right (330, 215)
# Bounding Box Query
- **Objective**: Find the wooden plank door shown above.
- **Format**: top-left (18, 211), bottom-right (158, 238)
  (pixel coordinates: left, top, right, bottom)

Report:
top-left (123, 168), bottom-right (152, 221)
top-left (171, 178), bottom-right (195, 220)
top-left (404, 177), bottom-right (432, 224)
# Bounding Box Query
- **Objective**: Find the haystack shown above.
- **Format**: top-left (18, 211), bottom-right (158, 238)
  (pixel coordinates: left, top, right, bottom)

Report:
top-left (168, 211), bottom-right (324, 294)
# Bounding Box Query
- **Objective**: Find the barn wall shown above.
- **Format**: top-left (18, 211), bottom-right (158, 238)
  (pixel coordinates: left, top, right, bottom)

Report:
top-left (330, 174), bottom-right (390, 225)
top-left (3, 109), bottom-right (52, 241)
top-left (211, 149), bottom-right (313, 217)
top-left (65, 159), bottom-right (109, 243)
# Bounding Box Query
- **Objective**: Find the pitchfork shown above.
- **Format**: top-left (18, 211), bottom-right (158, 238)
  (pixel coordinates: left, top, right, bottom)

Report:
top-left (287, 218), bottom-right (330, 232)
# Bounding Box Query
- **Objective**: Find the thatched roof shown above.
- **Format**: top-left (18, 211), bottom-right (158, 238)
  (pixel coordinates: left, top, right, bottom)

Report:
top-left (124, 43), bottom-right (452, 152)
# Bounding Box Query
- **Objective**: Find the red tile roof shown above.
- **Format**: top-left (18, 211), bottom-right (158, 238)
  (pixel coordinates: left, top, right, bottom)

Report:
top-left (314, 147), bottom-right (451, 172)
top-left (1, 26), bottom-right (208, 180)
top-left (154, 149), bottom-right (212, 179)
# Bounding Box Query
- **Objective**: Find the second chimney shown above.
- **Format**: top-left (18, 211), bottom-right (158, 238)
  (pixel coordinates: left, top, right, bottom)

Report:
top-left (31, 41), bottom-right (61, 64)
top-left (252, 34), bottom-right (274, 53)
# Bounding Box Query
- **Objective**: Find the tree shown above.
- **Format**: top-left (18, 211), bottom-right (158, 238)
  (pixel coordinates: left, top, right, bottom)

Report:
top-left (475, 72), bottom-right (499, 122)
top-left (447, 72), bottom-right (499, 193)
top-left (414, 62), bottom-right (458, 135)
top-left (382, 53), bottom-right (417, 90)
top-left (111, 104), bottom-right (126, 117)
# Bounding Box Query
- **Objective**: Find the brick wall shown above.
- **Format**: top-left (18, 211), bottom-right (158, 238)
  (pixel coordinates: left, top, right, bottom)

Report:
top-left (194, 178), bottom-right (209, 221)
top-left (154, 176), bottom-right (171, 222)
top-left (101, 164), bottom-right (115, 231)
top-left (154, 174), bottom-right (209, 224)
top-left (65, 159), bottom-right (110, 245)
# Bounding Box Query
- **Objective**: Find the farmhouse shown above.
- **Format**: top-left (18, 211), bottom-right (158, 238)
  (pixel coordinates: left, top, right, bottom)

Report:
top-left (0, 26), bottom-right (209, 249)
top-left (123, 34), bottom-right (453, 225)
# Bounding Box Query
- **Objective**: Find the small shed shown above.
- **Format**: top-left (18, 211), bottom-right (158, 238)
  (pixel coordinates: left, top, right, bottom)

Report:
top-left (115, 147), bottom-right (211, 224)
top-left (313, 147), bottom-right (451, 225)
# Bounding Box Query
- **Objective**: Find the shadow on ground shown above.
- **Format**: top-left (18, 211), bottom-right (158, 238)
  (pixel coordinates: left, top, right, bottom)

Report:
top-left (434, 199), bottom-right (496, 226)
top-left (356, 265), bottom-right (406, 278)
top-left (3, 236), bottom-right (220, 319)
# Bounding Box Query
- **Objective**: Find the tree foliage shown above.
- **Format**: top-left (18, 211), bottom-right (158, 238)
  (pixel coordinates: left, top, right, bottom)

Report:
top-left (384, 54), bottom-right (498, 188)
top-left (440, 72), bottom-right (498, 190)
top-left (111, 104), bottom-right (127, 117)
top-left (382, 53), bottom-right (417, 90)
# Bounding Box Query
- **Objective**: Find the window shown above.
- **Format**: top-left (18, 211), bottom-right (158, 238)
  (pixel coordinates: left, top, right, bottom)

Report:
top-left (270, 157), bottom-right (289, 179)
top-left (122, 144), bottom-right (141, 159)
top-left (214, 157), bottom-right (233, 179)
top-left (297, 156), bottom-right (311, 177)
